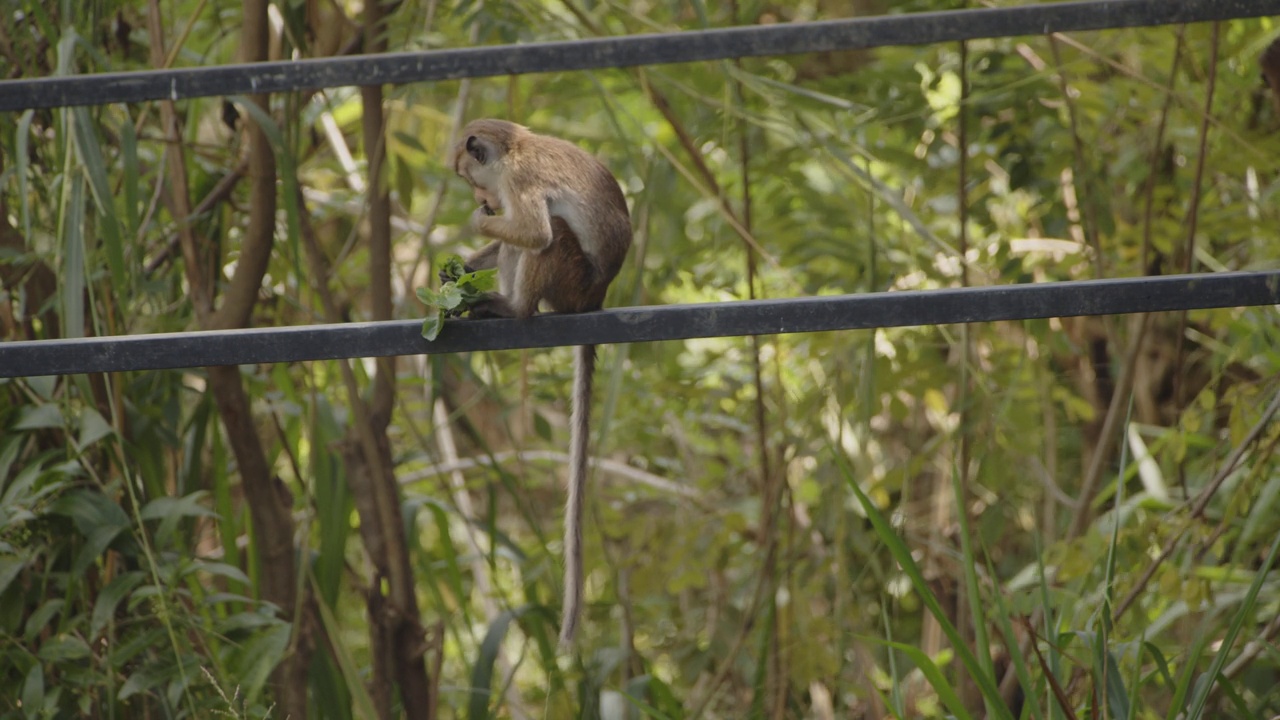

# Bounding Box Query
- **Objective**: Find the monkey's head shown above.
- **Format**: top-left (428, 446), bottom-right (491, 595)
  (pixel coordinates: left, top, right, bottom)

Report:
top-left (452, 119), bottom-right (527, 200)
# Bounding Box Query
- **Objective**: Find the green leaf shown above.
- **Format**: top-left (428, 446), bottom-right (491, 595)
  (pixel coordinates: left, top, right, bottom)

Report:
top-left (38, 635), bottom-right (91, 662)
top-left (182, 559), bottom-right (251, 587)
top-left (50, 488), bottom-right (130, 539)
top-left (141, 492), bottom-right (215, 521)
top-left (22, 663), bottom-right (44, 716)
top-left (622, 674), bottom-right (682, 720)
top-left (862, 635), bottom-right (974, 720)
top-left (217, 610), bottom-right (280, 635)
top-left (1184, 531), bottom-right (1280, 719)
top-left (60, 174), bottom-right (87, 340)
top-left (395, 156), bottom-right (415, 215)
top-left (119, 119), bottom-right (141, 240)
top-left (50, 489), bottom-right (132, 573)
top-left (1214, 672), bottom-right (1251, 718)
top-left (15, 404), bottom-right (63, 431)
top-left (24, 599), bottom-right (65, 642)
top-left (73, 106), bottom-right (126, 290)
top-left (533, 411), bottom-right (552, 442)
top-left (1142, 641), bottom-right (1175, 690)
top-left (1239, 470), bottom-right (1280, 546)
top-left (26, 375), bottom-right (57, 401)
top-left (1091, 637), bottom-right (1129, 720)
top-left (77, 408), bottom-right (113, 450)
top-left (3, 457), bottom-right (43, 504)
top-left (438, 283), bottom-right (464, 310)
top-left (456, 266), bottom-right (498, 292)
top-left (310, 575), bottom-right (381, 720)
top-left (420, 257), bottom-right (498, 334)
top-left (416, 286), bottom-right (440, 305)
top-left (469, 609), bottom-right (521, 720)
top-left (422, 312), bottom-right (443, 341)
top-left (119, 660), bottom-right (171, 700)
top-left (418, 499), bottom-right (469, 628)
top-left (74, 524), bottom-right (128, 575)
top-left (393, 130), bottom-right (427, 154)
top-left (234, 620), bottom-right (291, 704)
top-left (838, 450), bottom-right (1014, 720)
top-left (17, 109), bottom-right (34, 243)
top-left (0, 554), bottom-right (28, 597)
top-left (90, 571), bottom-right (146, 640)
top-left (439, 256), bottom-right (467, 280)
top-left (0, 436), bottom-right (20, 483)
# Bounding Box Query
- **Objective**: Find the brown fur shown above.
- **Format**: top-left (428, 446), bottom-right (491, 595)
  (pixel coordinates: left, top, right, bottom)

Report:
top-left (452, 119), bottom-right (631, 646)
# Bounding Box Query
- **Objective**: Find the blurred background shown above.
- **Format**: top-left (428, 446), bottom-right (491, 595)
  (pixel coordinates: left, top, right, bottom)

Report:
top-left (2, 1), bottom-right (1279, 717)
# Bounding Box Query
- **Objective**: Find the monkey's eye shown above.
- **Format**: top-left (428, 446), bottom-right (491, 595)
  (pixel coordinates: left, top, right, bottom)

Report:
top-left (466, 136), bottom-right (487, 164)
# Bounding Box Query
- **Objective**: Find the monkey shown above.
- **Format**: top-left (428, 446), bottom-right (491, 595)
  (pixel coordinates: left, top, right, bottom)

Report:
top-left (451, 119), bottom-right (631, 645)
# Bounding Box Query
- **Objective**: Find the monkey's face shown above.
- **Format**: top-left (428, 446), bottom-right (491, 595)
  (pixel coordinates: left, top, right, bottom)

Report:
top-left (452, 133), bottom-right (504, 196)
top-left (472, 186), bottom-right (501, 212)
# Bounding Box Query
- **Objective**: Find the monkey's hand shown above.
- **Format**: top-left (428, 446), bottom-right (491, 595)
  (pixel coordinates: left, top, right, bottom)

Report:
top-left (467, 293), bottom-right (519, 319)
top-left (469, 203), bottom-right (506, 242)
top-left (470, 202), bottom-right (498, 230)
top-left (472, 186), bottom-right (501, 212)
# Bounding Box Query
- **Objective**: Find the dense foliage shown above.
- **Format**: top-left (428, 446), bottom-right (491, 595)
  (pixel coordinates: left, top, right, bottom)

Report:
top-left (2, 0), bottom-right (1279, 718)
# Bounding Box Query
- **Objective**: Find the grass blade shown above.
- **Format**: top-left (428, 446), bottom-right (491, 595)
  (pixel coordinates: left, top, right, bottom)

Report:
top-left (119, 118), bottom-right (141, 240)
top-left (859, 635), bottom-right (973, 720)
top-left (311, 574), bottom-right (380, 720)
top-left (469, 608), bottom-right (520, 720)
top-left (1183, 531), bottom-right (1280, 718)
top-left (72, 106), bottom-right (126, 290)
top-left (836, 448), bottom-right (1014, 720)
top-left (59, 174), bottom-right (86, 340)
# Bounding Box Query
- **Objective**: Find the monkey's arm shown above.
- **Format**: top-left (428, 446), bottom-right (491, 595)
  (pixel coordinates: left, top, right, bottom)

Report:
top-left (474, 190), bottom-right (554, 251)
top-left (465, 241), bottom-right (502, 271)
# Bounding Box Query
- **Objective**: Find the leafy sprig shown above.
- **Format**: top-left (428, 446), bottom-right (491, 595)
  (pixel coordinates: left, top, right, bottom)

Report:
top-left (417, 256), bottom-right (498, 340)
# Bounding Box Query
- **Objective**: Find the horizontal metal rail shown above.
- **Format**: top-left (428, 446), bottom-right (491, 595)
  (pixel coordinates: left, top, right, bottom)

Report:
top-left (1, 272), bottom-right (1276, 379)
top-left (1, 0), bottom-right (1274, 112)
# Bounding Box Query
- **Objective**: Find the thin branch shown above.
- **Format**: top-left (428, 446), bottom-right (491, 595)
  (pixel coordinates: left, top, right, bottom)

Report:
top-left (1065, 314), bottom-right (1150, 540)
top-left (429, 398), bottom-right (532, 720)
top-left (1170, 22), bottom-right (1220, 413)
top-left (1181, 22), bottom-right (1220, 273)
top-left (1048, 35), bottom-right (1104, 278)
top-left (1111, 383), bottom-right (1280, 622)
top-left (143, 161), bottom-right (246, 276)
top-left (638, 73), bottom-right (781, 271)
top-left (402, 450), bottom-right (704, 503)
top-left (1139, 28), bottom-right (1185, 272)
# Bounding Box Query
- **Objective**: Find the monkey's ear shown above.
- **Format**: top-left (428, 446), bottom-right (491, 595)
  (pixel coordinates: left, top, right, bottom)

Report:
top-left (466, 136), bottom-right (488, 164)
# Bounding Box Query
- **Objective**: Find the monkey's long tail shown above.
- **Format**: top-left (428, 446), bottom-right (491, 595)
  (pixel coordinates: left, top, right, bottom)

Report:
top-left (560, 344), bottom-right (595, 647)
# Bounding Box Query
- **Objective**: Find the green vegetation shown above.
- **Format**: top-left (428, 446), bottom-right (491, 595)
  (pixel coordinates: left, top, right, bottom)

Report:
top-left (2, 0), bottom-right (1279, 717)
top-left (419, 256), bottom-right (499, 340)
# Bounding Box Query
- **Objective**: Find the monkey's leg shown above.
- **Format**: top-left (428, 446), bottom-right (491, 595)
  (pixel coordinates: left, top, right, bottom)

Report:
top-left (471, 251), bottom-right (544, 319)
top-left (542, 221), bottom-right (607, 314)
